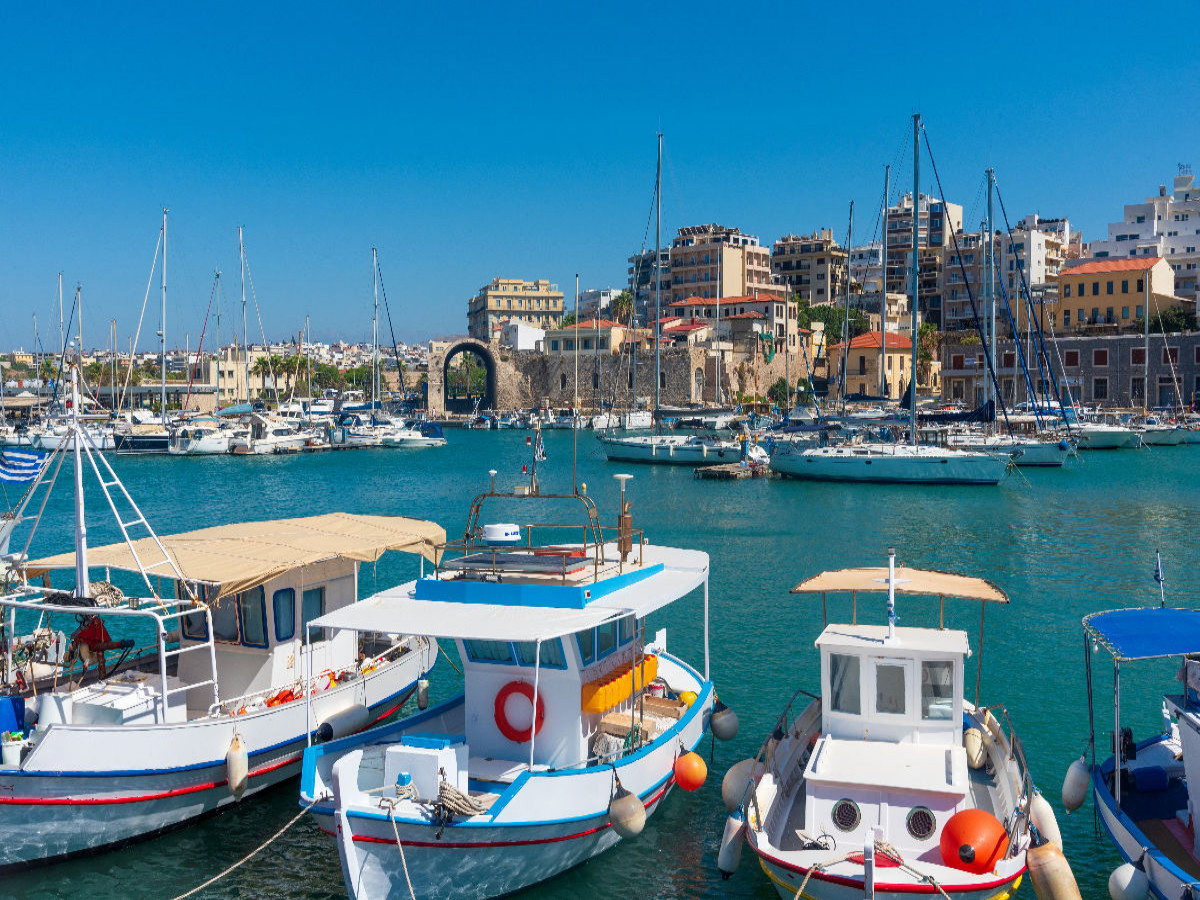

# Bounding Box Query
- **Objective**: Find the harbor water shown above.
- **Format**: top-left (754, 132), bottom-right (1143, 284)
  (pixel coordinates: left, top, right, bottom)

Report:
top-left (3, 430), bottom-right (1195, 898)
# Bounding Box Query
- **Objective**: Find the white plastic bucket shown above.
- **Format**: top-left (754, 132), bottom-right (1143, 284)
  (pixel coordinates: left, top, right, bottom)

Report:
top-left (1, 739), bottom-right (22, 766)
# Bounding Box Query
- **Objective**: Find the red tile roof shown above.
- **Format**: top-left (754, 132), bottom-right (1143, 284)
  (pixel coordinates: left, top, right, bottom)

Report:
top-left (1066, 257), bottom-right (1162, 275)
top-left (663, 322), bottom-right (710, 333)
top-left (830, 332), bottom-right (912, 351)
top-left (668, 296), bottom-right (712, 307)
top-left (566, 318), bottom-right (622, 329)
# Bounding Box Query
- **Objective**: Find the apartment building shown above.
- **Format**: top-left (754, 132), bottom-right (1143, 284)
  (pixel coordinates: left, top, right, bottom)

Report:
top-left (827, 332), bottom-right (926, 400)
top-left (885, 193), bottom-right (963, 325)
top-left (467, 277), bottom-right (564, 341)
top-left (627, 248), bottom-right (671, 320)
top-left (666, 293), bottom-right (797, 357)
top-left (771, 229), bottom-right (848, 305)
top-left (1087, 171), bottom-right (1200, 300)
top-left (668, 224), bottom-right (778, 303)
top-left (849, 243), bottom-right (884, 293)
top-left (577, 288), bottom-right (622, 320)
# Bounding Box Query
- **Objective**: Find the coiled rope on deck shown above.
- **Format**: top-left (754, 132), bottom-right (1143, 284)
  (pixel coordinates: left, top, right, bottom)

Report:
top-left (791, 838), bottom-right (952, 900)
top-left (169, 799), bottom-right (317, 900)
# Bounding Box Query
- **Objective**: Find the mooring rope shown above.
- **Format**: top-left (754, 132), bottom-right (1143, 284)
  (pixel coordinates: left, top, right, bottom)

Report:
top-left (169, 799), bottom-right (317, 900)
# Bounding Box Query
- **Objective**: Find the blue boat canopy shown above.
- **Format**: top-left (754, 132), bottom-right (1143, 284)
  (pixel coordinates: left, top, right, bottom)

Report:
top-left (1084, 607), bottom-right (1200, 661)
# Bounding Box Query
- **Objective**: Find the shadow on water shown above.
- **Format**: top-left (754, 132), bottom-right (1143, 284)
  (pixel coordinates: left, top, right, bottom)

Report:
top-left (7, 433), bottom-right (1199, 897)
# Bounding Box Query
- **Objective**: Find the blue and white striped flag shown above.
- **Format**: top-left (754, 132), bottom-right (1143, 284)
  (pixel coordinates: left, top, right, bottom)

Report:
top-left (0, 449), bottom-right (49, 484)
top-left (534, 431), bottom-right (546, 462)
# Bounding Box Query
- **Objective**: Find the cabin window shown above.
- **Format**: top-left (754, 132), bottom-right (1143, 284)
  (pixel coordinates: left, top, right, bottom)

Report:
top-left (301, 586), bottom-right (326, 640)
top-left (595, 621), bottom-right (618, 659)
top-left (575, 629), bottom-right (596, 665)
top-left (921, 661), bottom-right (954, 720)
top-left (464, 639), bottom-right (515, 664)
top-left (829, 653), bottom-right (861, 715)
top-left (875, 663), bottom-right (907, 715)
top-left (619, 616), bottom-right (635, 645)
top-left (211, 595), bottom-right (241, 643)
top-left (273, 588), bottom-right (296, 642)
top-left (238, 587), bottom-right (268, 648)
top-left (514, 639), bottom-right (566, 669)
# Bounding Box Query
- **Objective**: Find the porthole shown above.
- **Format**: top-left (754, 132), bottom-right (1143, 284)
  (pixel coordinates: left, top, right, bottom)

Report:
top-left (907, 806), bottom-right (936, 841)
top-left (832, 798), bottom-right (861, 832)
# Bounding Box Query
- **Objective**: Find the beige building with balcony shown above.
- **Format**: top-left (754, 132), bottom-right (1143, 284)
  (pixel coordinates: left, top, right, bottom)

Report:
top-left (668, 224), bottom-right (779, 302)
top-left (826, 332), bottom-right (937, 400)
top-left (771, 230), bottom-right (848, 305)
top-left (468, 277), bottom-right (564, 341)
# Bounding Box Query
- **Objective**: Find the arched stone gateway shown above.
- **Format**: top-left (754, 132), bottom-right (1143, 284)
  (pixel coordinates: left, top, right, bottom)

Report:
top-left (428, 339), bottom-right (498, 414)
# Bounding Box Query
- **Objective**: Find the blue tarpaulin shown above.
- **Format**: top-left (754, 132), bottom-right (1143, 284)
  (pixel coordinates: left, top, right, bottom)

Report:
top-left (1084, 607), bottom-right (1200, 660)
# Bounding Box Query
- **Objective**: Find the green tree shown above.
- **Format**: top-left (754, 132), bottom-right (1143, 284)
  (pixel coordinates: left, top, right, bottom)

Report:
top-left (560, 312), bottom-right (577, 329)
top-left (796, 301), bottom-right (870, 345)
top-left (767, 376), bottom-right (789, 405)
top-left (610, 291), bottom-right (635, 327)
top-left (917, 322), bottom-right (941, 384)
top-left (1136, 306), bottom-right (1197, 334)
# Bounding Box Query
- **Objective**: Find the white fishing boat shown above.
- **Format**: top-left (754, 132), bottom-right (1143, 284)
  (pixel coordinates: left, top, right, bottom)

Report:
top-left (375, 419), bottom-right (447, 448)
top-left (589, 412), bottom-right (615, 430)
top-left (300, 463), bottom-right (726, 900)
top-left (1133, 416), bottom-right (1185, 446)
top-left (771, 440), bottom-right (1009, 485)
top-left (0, 351), bottom-right (442, 868)
top-left (598, 432), bottom-right (765, 466)
top-left (719, 552), bottom-right (1072, 899)
top-left (1062, 604), bottom-right (1200, 900)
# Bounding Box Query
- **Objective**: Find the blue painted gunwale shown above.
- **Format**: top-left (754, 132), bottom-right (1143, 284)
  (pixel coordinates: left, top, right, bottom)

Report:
top-left (414, 562), bottom-right (664, 609)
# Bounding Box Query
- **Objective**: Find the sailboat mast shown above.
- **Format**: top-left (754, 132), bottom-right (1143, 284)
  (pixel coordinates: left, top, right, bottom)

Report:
top-left (160, 207), bottom-right (168, 426)
top-left (215, 268), bottom-right (221, 404)
top-left (1144, 269), bottom-right (1150, 415)
top-left (58, 273), bottom-right (65, 361)
top-left (842, 201), bottom-right (854, 416)
top-left (70, 342), bottom-right (89, 599)
top-left (372, 247), bottom-right (380, 409)
top-left (239, 227), bottom-right (249, 405)
top-left (985, 169), bottom-right (995, 419)
top-left (654, 132), bottom-right (662, 424)
top-left (909, 114), bottom-right (920, 445)
top-left (880, 165), bottom-right (889, 397)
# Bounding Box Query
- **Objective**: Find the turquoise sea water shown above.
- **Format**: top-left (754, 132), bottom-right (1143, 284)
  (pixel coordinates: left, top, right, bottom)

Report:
top-left (3, 431), bottom-right (1197, 899)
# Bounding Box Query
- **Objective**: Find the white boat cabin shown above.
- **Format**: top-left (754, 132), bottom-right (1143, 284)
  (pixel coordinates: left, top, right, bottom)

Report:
top-left (176, 555), bottom-right (362, 715)
top-left (802, 623), bottom-right (974, 851)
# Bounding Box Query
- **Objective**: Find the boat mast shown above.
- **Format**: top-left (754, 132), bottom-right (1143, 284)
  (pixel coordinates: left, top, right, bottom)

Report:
top-left (985, 168), bottom-right (995, 426)
top-left (214, 268), bottom-right (221, 404)
top-left (654, 132), bottom-right (662, 427)
top-left (842, 200), bottom-right (854, 416)
top-left (69, 341), bottom-right (90, 599)
top-left (239, 227), bottom-right (249, 406)
top-left (58, 273), bottom-right (65, 364)
top-left (160, 208), bottom-right (168, 426)
top-left (373, 247), bottom-right (380, 410)
top-left (909, 114), bottom-right (920, 445)
top-left (880, 165), bottom-right (889, 398)
top-left (1143, 269), bottom-right (1150, 416)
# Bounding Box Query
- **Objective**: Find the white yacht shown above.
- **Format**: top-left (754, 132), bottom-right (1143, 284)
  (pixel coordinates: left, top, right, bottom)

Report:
top-left (229, 414), bottom-right (314, 455)
top-left (599, 432), bottom-right (766, 466)
top-left (771, 440), bottom-right (1010, 484)
top-left (168, 420), bottom-right (232, 455)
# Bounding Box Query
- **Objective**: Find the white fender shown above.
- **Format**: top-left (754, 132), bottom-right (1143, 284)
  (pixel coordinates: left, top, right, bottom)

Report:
top-left (317, 703), bottom-right (371, 743)
top-left (1028, 789), bottom-right (1063, 850)
top-left (1062, 756), bottom-right (1089, 813)
top-left (1107, 862), bottom-right (1148, 900)
top-left (717, 809), bottom-right (746, 878)
top-left (226, 731), bottom-right (248, 799)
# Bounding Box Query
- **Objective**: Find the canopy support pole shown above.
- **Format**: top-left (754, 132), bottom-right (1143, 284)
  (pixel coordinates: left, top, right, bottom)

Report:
top-left (529, 638), bottom-right (542, 772)
top-left (305, 625), bottom-right (313, 748)
top-left (821, 592), bottom-right (826, 626)
top-left (975, 601), bottom-right (985, 708)
top-left (1114, 659), bottom-right (1121, 808)
top-left (852, 590), bottom-right (857, 625)
top-left (703, 575), bottom-right (710, 681)
top-left (939, 594), bottom-right (944, 630)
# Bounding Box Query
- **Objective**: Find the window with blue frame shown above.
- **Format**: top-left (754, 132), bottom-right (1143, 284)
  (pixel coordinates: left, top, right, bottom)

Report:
top-left (619, 616), bottom-right (635, 645)
top-left (301, 586), bottom-right (326, 640)
top-left (273, 588), bottom-right (296, 642)
top-left (238, 586), bottom-right (268, 648)
top-left (595, 621), bottom-right (618, 659)
top-left (211, 595), bottom-right (240, 643)
top-left (514, 639), bottom-right (566, 669)
top-left (576, 629), bottom-right (595, 665)
top-left (464, 639), bottom-right (515, 664)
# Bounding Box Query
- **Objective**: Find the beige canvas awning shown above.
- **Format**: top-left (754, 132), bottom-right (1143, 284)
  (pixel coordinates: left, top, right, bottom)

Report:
top-left (25, 513), bottom-right (445, 601)
top-left (791, 567), bottom-right (1008, 603)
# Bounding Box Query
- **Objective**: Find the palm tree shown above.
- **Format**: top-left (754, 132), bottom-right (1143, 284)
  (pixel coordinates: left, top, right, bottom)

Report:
top-left (250, 355), bottom-right (273, 398)
top-left (611, 290), bottom-right (635, 327)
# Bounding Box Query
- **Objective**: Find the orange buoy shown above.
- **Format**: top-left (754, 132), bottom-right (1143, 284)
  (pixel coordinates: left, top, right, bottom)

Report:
top-left (939, 808), bottom-right (1009, 875)
top-left (674, 751), bottom-right (708, 791)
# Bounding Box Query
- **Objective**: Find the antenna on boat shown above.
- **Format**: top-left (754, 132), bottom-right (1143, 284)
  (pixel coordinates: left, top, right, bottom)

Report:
top-left (886, 546), bottom-right (896, 640)
top-left (614, 474), bottom-right (633, 563)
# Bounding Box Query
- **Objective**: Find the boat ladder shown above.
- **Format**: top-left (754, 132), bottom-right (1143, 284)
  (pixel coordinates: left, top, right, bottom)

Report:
top-left (154, 603), bottom-right (220, 720)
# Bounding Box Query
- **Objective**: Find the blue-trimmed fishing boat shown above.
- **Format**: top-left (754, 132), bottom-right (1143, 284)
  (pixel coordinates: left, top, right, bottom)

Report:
top-left (1064, 605), bottom-right (1200, 898)
top-left (299, 460), bottom-right (726, 900)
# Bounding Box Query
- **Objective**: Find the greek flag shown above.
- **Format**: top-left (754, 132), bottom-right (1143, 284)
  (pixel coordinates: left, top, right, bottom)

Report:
top-left (1155, 551), bottom-right (1165, 587)
top-left (0, 449), bottom-right (48, 484)
top-left (534, 431), bottom-right (546, 462)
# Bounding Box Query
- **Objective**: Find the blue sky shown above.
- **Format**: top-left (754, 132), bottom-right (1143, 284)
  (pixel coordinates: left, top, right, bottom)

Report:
top-left (2, 2), bottom-right (1197, 352)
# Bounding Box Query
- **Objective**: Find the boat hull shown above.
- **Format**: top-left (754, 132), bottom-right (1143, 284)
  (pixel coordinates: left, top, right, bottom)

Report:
top-left (305, 652), bottom-right (712, 900)
top-left (597, 435), bottom-right (742, 465)
top-left (753, 851), bottom-right (1023, 900)
top-left (771, 445), bottom-right (1008, 484)
top-left (1139, 427), bottom-right (1185, 446)
top-left (1074, 426), bottom-right (1138, 449)
top-left (0, 643), bottom-right (434, 869)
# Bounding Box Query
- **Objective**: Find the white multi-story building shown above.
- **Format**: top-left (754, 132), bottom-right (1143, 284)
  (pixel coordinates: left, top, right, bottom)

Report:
top-left (849, 243), bottom-right (884, 293)
top-left (1087, 171), bottom-right (1200, 301)
top-left (577, 288), bottom-right (622, 320)
top-left (627, 248), bottom-right (671, 321)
